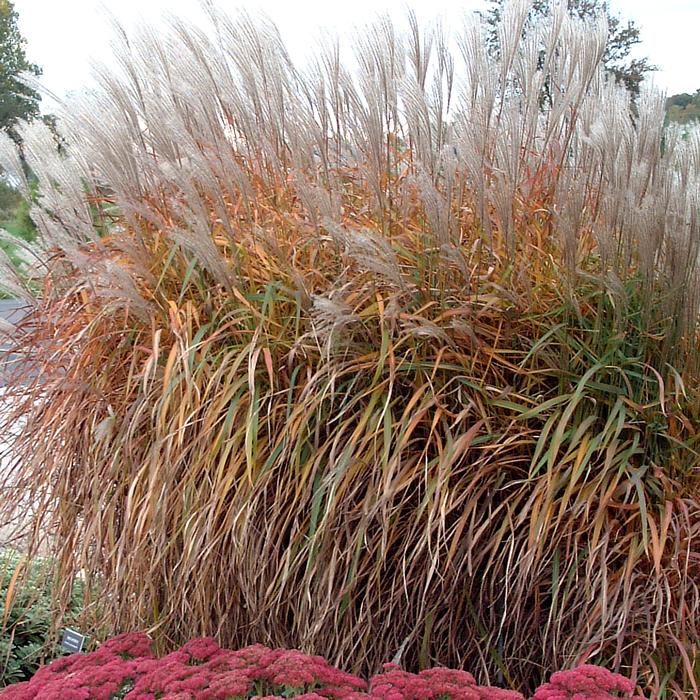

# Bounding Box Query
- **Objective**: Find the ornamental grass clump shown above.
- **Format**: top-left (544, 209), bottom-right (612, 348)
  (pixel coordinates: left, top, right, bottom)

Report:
top-left (0, 0), bottom-right (698, 695)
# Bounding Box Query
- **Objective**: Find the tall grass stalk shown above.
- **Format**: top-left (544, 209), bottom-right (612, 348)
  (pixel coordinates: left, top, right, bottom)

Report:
top-left (0, 0), bottom-right (698, 694)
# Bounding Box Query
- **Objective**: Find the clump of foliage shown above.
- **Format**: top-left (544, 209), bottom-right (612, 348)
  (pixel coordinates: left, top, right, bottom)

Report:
top-left (0, 0), bottom-right (41, 141)
top-left (0, 189), bottom-right (35, 244)
top-left (0, 550), bottom-right (84, 687)
top-left (0, 180), bottom-right (21, 223)
top-left (666, 89), bottom-right (700, 126)
top-left (481, 0), bottom-right (655, 95)
top-left (0, 0), bottom-right (44, 280)
top-left (0, 633), bottom-right (643, 699)
top-left (0, 0), bottom-right (698, 696)
top-left (0, 178), bottom-right (37, 276)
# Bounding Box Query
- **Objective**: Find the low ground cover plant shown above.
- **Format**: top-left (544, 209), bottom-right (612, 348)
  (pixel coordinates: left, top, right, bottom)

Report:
top-left (0, 633), bottom-right (643, 699)
top-left (0, 550), bottom-right (84, 686)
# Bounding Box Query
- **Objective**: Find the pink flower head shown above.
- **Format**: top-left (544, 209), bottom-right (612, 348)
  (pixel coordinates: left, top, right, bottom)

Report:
top-left (99, 632), bottom-right (154, 659)
top-left (180, 637), bottom-right (221, 663)
top-left (532, 665), bottom-right (646, 699)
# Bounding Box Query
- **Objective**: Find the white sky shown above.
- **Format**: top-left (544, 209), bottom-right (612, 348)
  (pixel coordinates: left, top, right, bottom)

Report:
top-left (12, 0), bottom-right (700, 110)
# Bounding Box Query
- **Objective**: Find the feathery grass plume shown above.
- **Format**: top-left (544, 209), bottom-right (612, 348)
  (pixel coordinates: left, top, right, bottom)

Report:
top-left (0, 0), bottom-right (699, 695)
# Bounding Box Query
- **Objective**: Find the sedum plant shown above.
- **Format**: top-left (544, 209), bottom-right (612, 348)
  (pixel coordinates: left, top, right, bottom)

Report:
top-left (0, 633), bottom-right (643, 699)
top-left (0, 0), bottom-right (698, 695)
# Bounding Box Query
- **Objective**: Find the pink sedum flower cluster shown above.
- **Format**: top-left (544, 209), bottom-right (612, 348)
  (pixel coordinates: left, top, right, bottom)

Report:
top-left (0, 634), bottom-right (645, 700)
top-left (531, 665), bottom-right (646, 700)
top-left (370, 664), bottom-right (524, 699)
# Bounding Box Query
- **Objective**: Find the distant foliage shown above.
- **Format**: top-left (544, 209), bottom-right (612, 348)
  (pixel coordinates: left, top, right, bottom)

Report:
top-left (480, 0), bottom-right (655, 96)
top-left (0, 180), bottom-right (20, 222)
top-left (0, 0), bottom-right (42, 279)
top-left (0, 178), bottom-right (37, 286)
top-left (666, 89), bottom-right (700, 126)
top-left (0, 0), bottom-right (41, 141)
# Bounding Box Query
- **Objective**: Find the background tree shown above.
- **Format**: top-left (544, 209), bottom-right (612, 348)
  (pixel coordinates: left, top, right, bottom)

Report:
top-left (0, 0), bottom-right (40, 142)
top-left (481, 0), bottom-right (655, 97)
top-left (666, 89), bottom-right (700, 126)
top-left (0, 0), bottom-right (43, 261)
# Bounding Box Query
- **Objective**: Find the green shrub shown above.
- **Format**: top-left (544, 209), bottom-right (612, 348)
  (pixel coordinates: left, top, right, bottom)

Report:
top-left (2, 197), bottom-right (36, 244)
top-left (0, 182), bottom-right (22, 224)
top-left (0, 550), bottom-right (84, 686)
top-left (0, 177), bottom-right (37, 290)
